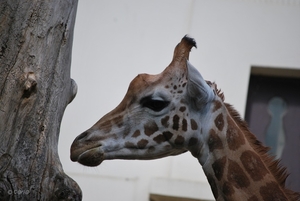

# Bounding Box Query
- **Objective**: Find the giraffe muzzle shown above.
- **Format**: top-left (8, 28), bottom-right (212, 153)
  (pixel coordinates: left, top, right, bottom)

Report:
top-left (72, 147), bottom-right (104, 167)
top-left (70, 131), bottom-right (105, 166)
top-left (70, 143), bottom-right (104, 166)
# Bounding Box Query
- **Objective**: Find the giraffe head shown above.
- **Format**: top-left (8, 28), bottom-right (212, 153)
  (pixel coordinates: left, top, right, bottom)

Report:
top-left (70, 36), bottom-right (215, 166)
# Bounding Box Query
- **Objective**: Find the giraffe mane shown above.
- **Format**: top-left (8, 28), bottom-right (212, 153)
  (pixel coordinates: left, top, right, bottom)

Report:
top-left (224, 103), bottom-right (300, 200)
top-left (206, 81), bottom-right (225, 101)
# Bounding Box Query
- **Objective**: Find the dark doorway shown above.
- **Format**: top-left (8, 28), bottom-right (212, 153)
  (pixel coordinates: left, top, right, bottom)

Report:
top-left (245, 66), bottom-right (300, 193)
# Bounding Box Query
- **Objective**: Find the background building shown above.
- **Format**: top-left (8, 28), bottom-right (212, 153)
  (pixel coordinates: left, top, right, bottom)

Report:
top-left (58, 0), bottom-right (300, 200)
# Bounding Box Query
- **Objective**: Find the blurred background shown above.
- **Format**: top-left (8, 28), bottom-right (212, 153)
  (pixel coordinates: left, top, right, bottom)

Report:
top-left (58, 0), bottom-right (300, 200)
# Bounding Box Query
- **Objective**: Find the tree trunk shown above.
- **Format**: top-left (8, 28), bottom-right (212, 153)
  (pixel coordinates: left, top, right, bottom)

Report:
top-left (0, 0), bottom-right (81, 200)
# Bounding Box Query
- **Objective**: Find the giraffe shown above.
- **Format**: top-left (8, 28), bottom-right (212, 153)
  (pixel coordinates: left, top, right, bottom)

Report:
top-left (70, 36), bottom-right (300, 201)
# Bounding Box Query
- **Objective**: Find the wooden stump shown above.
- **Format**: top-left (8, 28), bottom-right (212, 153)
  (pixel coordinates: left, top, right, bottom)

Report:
top-left (0, 0), bottom-right (82, 200)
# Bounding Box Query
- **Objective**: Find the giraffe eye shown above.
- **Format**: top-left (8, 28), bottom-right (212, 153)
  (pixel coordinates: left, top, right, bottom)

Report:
top-left (140, 96), bottom-right (170, 112)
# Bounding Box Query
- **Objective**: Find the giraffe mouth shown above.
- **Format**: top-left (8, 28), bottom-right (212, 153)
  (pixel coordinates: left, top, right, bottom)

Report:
top-left (70, 138), bottom-right (105, 167)
top-left (72, 147), bottom-right (105, 167)
top-left (70, 129), bottom-right (109, 166)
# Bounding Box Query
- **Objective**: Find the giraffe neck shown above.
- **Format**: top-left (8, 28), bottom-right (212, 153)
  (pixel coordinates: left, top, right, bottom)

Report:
top-left (193, 100), bottom-right (292, 201)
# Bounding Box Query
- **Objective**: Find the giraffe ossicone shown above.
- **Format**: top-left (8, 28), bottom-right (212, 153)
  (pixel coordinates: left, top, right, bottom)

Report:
top-left (71, 36), bottom-right (300, 201)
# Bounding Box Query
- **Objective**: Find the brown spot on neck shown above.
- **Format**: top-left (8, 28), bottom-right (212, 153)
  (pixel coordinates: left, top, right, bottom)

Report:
top-left (227, 159), bottom-right (250, 188)
top-left (212, 156), bottom-right (227, 181)
top-left (226, 118), bottom-right (245, 150)
top-left (248, 195), bottom-right (259, 201)
top-left (240, 150), bottom-right (269, 181)
top-left (213, 100), bottom-right (223, 112)
top-left (260, 182), bottom-right (288, 201)
top-left (207, 129), bottom-right (223, 152)
top-left (214, 113), bottom-right (224, 131)
top-left (222, 181), bottom-right (235, 198)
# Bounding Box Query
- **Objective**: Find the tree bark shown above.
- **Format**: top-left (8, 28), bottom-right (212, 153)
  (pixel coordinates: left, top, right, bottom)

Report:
top-left (0, 0), bottom-right (81, 200)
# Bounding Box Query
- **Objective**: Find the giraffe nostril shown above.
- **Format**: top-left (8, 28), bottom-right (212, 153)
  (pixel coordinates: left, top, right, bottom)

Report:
top-left (76, 131), bottom-right (89, 141)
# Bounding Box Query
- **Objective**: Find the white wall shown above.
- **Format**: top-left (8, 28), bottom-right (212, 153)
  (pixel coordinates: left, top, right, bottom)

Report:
top-left (58, 1), bottom-right (300, 200)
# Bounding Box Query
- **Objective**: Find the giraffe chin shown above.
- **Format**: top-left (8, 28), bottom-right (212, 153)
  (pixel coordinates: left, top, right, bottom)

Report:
top-left (75, 148), bottom-right (104, 167)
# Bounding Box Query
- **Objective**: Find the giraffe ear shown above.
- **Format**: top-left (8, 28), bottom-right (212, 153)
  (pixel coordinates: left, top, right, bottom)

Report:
top-left (186, 61), bottom-right (215, 109)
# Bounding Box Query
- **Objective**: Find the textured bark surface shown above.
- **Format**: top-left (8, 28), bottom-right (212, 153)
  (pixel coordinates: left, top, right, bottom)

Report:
top-left (0, 0), bottom-right (81, 200)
